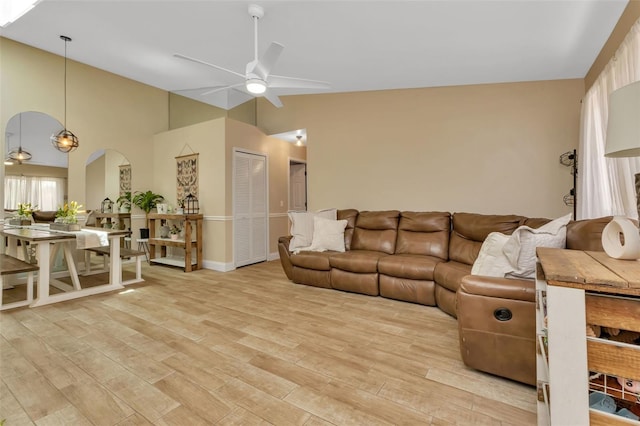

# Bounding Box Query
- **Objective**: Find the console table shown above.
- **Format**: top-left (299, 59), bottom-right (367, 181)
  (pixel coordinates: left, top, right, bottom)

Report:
top-left (536, 247), bottom-right (640, 426)
top-left (147, 213), bottom-right (203, 272)
top-left (93, 212), bottom-right (131, 230)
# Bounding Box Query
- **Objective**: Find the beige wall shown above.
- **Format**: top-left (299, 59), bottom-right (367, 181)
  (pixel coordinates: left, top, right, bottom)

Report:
top-left (85, 155), bottom-right (106, 212)
top-left (257, 79), bottom-right (584, 218)
top-left (1, 38), bottom-right (168, 234)
top-left (153, 117), bottom-right (305, 268)
top-left (168, 93), bottom-right (257, 129)
top-left (153, 118), bottom-right (227, 265)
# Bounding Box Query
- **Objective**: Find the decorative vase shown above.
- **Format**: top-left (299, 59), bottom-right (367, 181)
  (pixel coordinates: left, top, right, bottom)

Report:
top-left (170, 234), bottom-right (178, 240)
top-left (160, 225), bottom-right (170, 238)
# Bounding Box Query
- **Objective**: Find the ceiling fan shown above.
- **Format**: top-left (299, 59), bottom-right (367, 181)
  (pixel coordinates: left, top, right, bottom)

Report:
top-left (174, 4), bottom-right (330, 108)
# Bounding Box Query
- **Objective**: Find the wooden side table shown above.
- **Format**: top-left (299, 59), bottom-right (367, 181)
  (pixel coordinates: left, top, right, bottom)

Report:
top-left (536, 247), bottom-right (640, 426)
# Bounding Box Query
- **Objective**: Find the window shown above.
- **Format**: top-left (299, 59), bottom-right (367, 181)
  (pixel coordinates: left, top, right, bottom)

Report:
top-left (4, 175), bottom-right (65, 211)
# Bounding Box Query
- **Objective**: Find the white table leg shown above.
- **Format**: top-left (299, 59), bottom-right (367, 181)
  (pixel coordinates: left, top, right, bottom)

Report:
top-left (109, 236), bottom-right (122, 287)
top-left (31, 241), bottom-right (51, 307)
top-left (62, 242), bottom-right (81, 290)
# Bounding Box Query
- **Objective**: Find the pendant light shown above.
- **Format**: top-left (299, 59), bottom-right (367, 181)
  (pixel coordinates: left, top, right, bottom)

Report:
top-left (4, 132), bottom-right (14, 165)
top-left (51, 35), bottom-right (79, 153)
top-left (8, 113), bottom-right (32, 164)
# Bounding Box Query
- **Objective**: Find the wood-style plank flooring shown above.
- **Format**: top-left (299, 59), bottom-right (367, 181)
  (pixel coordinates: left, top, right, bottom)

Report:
top-left (0, 260), bottom-right (536, 425)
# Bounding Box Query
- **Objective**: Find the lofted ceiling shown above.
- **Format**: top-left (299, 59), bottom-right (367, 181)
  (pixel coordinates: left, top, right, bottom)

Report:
top-left (0, 0), bottom-right (629, 110)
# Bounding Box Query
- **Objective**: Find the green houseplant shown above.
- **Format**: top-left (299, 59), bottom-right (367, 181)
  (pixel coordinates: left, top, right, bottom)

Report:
top-left (117, 191), bottom-right (132, 212)
top-left (132, 190), bottom-right (164, 238)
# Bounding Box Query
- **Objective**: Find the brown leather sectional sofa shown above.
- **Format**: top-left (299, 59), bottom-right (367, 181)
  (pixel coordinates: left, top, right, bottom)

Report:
top-left (278, 209), bottom-right (610, 385)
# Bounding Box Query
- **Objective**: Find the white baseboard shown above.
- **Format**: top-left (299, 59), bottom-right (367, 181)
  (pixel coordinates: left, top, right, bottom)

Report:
top-left (268, 251), bottom-right (280, 261)
top-left (201, 260), bottom-right (235, 272)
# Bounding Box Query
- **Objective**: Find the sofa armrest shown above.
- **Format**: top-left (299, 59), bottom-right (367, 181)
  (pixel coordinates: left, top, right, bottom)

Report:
top-left (279, 235), bottom-right (292, 250)
top-left (278, 236), bottom-right (294, 280)
top-left (459, 275), bottom-right (535, 302)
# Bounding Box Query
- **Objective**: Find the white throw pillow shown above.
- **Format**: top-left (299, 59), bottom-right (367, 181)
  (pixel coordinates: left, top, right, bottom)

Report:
top-left (307, 216), bottom-right (348, 252)
top-left (502, 213), bottom-right (572, 279)
top-left (471, 232), bottom-right (513, 277)
top-left (288, 208), bottom-right (337, 252)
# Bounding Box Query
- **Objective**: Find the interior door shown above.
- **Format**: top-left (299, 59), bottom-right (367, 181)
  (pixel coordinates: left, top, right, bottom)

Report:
top-left (290, 162), bottom-right (307, 211)
top-left (234, 150), bottom-right (267, 267)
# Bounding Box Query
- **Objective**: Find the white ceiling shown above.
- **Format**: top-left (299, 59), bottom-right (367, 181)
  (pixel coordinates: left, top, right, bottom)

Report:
top-left (0, 0), bottom-right (629, 110)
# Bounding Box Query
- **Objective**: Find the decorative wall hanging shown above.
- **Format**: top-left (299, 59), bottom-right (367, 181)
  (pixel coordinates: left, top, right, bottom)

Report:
top-left (176, 153), bottom-right (199, 203)
top-left (119, 164), bottom-right (131, 195)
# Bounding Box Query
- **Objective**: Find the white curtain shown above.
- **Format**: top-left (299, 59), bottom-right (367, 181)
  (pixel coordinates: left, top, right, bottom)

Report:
top-left (4, 175), bottom-right (66, 211)
top-left (578, 19), bottom-right (640, 220)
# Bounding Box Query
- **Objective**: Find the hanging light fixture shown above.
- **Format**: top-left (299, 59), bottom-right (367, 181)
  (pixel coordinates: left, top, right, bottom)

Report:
top-left (295, 135), bottom-right (303, 146)
top-left (8, 113), bottom-right (32, 164)
top-left (4, 132), bottom-right (14, 165)
top-left (51, 35), bottom-right (79, 153)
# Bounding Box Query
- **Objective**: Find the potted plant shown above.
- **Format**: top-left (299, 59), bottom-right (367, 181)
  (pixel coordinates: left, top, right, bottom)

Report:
top-left (132, 190), bottom-right (164, 239)
top-left (52, 201), bottom-right (82, 231)
top-left (170, 224), bottom-right (181, 240)
top-left (116, 191), bottom-right (131, 213)
top-left (10, 202), bottom-right (36, 225)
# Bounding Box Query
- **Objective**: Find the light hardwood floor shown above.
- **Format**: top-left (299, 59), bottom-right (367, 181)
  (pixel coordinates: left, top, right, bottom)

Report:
top-left (0, 260), bottom-right (536, 425)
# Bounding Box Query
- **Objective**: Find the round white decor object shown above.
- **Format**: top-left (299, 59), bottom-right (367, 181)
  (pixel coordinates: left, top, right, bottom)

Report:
top-left (601, 216), bottom-right (640, 260)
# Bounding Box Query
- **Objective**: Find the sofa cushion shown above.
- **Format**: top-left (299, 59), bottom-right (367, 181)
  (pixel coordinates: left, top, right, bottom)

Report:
top-left (566, 216), bottom-right (611, 251)
top-left (337, 209), bottom-right (359, 251)
top-left (308, 216), bottom-right (348, 252)
top-left (329, 250), bottom-right (388, 273)
top-left (502, 213), bottom-right (571, 279)
top-left (290, 251), bottom-right (333, 271)
top-left (379, 275), bottom-right (436, 306)
top-left (351, 210), bottom-right (400, 254)
top-left (395, 211), bottom-right (450, 260)
top-left (449, 213), bottom-right (524, 266)
top-left (288, 208), bottom-right (336, 252)
top-left (378, 254), bottom-right (441, 280)
top-left (433, 260), bottom-right (472, 292)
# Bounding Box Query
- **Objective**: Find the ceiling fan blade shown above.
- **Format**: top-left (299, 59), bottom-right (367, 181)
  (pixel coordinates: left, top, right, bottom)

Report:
top-left (253, 42), bottom-right (284, 79)
top-left (263, 91), bottom-right (283, 108)
top-left (174, 53), bottom-right (245, 79)
top-left (201, 83), bottom-right (244, 96)
top-left (268, 75), bottom-right (330, 90)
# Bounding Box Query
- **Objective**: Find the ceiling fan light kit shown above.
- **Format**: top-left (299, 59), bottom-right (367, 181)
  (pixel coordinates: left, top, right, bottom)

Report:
top-left (246, 78), bottom-right (267, 94)
top-left (174, 4), bottom-right (329, 109)
top-left (51, 35), bottom-right (80, 153)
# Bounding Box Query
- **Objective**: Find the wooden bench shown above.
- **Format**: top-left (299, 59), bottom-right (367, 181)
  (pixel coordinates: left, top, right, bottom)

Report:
top-left (0, 254), bottom-right (39, 310)
top-left (84, 246), bottom-right (145, 285)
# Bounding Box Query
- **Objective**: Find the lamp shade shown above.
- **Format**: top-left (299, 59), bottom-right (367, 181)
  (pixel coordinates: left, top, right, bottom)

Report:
top-left (605, 80), bottom-right (640, 158)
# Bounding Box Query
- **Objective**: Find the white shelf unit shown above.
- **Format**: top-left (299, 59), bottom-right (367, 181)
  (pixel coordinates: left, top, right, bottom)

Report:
top-left (536, 248), bottom-right (640, 426)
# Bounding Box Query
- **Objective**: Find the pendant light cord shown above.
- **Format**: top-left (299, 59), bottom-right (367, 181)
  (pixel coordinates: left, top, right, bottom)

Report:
top-left (63, 37), bottom-right (68, 128)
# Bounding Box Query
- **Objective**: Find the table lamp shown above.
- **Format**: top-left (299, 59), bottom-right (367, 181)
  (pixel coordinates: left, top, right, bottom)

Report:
top-left (603, 80), bottom-right (640, 259)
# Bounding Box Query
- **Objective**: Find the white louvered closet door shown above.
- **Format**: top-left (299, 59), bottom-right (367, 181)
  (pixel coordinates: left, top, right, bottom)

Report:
top-left (234, 151), bottom-right (267, 267)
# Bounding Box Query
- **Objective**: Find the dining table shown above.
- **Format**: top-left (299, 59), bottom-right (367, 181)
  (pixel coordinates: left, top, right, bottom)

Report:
top-left (1, 224), bottom-right (129, 307)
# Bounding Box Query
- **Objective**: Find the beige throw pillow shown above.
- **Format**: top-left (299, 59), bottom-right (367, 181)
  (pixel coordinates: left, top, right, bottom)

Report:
top-left (308, 216), bottom-right (348, 252)
top-left (288, 208), bottom-right (337, 252)
top-left (471, 232), bottom-right (513, 277)
top-left (502, 213), bottom-right (572, 279)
